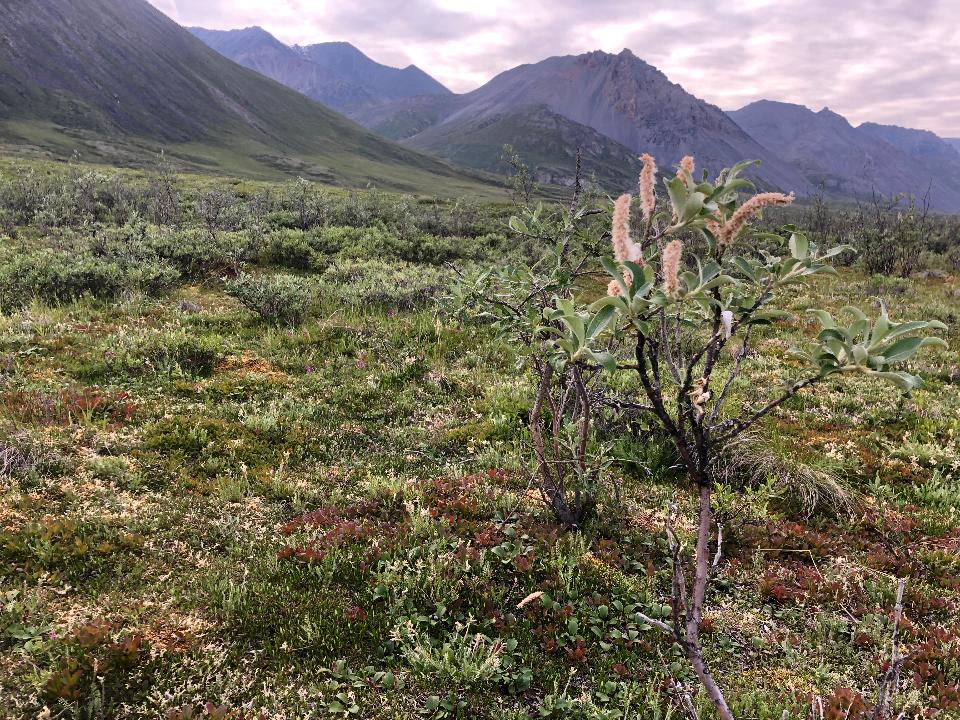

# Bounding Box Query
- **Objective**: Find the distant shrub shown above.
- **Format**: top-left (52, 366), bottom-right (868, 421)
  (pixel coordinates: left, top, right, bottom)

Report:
top-left (317, 259), bottom-right (445, 311)
top-left (263, 225), bottom-right (503, 272)
top-left (944, 243), bottom-right (960, 273)
top-left (0, 253), bottom-right (120, 310)
top-left (307, 225), bottom-right (365, 256)
top-left (225, 272), bottom-right (313, 326)
top-left (263, 230), bottom-right (328, 272)
top-left (0, 249), bottom-right (183, 311)
top-left (129, 262), bottom-right (182, 296)
top-left (280, 177), bottom-right (332, 230)
top-left (145, 333), bottom-right (223, 377)
top-left (308, 224), bottom-right (496, 265)
top-left (855, 197), bottom-right (929, 277)
top-left (0, 165), bottom-right (150, 229)
top-left (0, 165), bottom-right (50, 225)
top-left (196, 187), bottom-right (242, 237)
top-left (150, 229), bottom-right (253, 279)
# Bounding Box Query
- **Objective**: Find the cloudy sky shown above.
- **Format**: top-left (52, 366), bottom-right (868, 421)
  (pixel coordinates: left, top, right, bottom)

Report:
top-left (148, 0), bottom-right (960, 137)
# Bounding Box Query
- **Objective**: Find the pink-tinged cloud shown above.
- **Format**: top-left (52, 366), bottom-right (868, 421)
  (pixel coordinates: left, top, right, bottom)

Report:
top-left (150, 0), bottom-right (960, 137)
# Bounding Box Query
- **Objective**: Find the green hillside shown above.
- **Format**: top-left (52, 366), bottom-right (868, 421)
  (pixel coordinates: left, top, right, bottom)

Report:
top-left (409, 105), bottom-right (644, 189)
top-left (0, 0), bottom-right (497, 196)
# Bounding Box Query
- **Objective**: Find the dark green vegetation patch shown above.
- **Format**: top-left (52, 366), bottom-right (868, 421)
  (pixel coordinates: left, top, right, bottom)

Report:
top-left (0, 159), bottom-right (958, 719)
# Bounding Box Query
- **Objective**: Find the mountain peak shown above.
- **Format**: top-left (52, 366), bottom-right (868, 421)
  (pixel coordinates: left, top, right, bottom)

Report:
top-left (294, 40), bottom-right (363, 57)
top-left (572, 47), bottom-right (663, 82)
top-left (734, 100), bottom-right (853, 130)
top-left (189, 25), bottom-right (289, 55)
top-left (193, 28), bottom-right (451, 116)
top-left (731, 100), bottom-right (960, 210)
top-left (0, 0), bottom-right (485, 192)
top-left (736, 99), bottom-right (812, 115)
top-left (380, 50), bottom-right (812, 193)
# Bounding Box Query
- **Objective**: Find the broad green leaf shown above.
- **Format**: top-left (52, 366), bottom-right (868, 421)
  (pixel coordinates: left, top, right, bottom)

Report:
top-left (808, 310), bottom-right (836, 329)
top-left (587, 304), bottom-right (616, 338)
top-left (878, 320), bottom-right (943, 346)
top-left (508, 216), bottom-right (528, 234)
top-left (590, 350), bottom-right (618, 372)
top-left (788, 233), bottom-right (809, 260)
top-left (664, 177), bottom-right (689, 221)
top-left (880, 336), bottom-right (948, 364)
top-left (867, 370), bottom-right (922, 392)
top-left (600, 256), bottom-right (621, 279)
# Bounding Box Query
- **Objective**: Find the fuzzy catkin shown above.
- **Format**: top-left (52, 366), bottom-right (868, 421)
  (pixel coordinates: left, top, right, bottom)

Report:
top-left (717, 192), bottom-right (794, 247)
top-left (639, 153), bottom-right (658, 222)
top-left (678, 156), bottom-right (695, 186)
top-left (662, 239), bottom-right (683, 296)
top-left (721, 310), bottom-right (733, 339)
top-left (705, 217), bottom-right (723, 240)
top-left (608, 194), bottom-right (643, 296)
top-left (611, 194), bottom-right (642, 263)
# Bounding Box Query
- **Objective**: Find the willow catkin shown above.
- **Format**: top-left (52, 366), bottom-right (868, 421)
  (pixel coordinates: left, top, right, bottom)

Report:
top-left (662, 238), bottom-right (683, 296)
top-left (611, 193), bottom-right (642, 263)
top-left (677, 155), bottom-right (695, 187)
top-left (608, 193), bottom-right (643, 296)
top-left (717, 192), bottom-right (795, 248)
top-left (638, 153), bottom-right (658, 222)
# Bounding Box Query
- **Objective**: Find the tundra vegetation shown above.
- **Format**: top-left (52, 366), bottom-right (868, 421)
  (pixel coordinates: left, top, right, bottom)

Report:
top-left (0, 156), bottom-right (958, 720)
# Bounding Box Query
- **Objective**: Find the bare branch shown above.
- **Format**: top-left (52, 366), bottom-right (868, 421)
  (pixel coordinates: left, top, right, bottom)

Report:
top-left (715, 375), bottom-right (821, 443)
top-left (872, 578), bottom-right (907, 720)
top-left (709, 325), bottom-right (753, 425)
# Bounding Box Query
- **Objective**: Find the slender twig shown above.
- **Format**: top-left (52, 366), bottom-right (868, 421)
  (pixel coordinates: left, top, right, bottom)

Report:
top-left (715, 375), bottom-right (820, 443)
top-left (872, 578), bottom-right (907, 720)
top-left (709, 325), bottom-right (753, 425)
top-left (660, 308), bottom-right (683, 384)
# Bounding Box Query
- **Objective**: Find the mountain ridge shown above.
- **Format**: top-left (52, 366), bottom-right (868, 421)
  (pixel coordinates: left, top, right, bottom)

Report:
top-left (357, 49), bottom-right (812, 194)
top-left (0, 0), bottom-right (493, 195)
top-left (5, 2), bottom-right (958, 207)
top-left (188, 26), bottom-right (450, 117)
top-left (190, 25), bottom-right (959, 206)
top-left (730, 100), bottom-right (960, 210)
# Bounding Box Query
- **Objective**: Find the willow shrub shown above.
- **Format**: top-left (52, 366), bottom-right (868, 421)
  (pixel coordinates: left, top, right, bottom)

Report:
top-left (465, 154), bottom-right (947, 720)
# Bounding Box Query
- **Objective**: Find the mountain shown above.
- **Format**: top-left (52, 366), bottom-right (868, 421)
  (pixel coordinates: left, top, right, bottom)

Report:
top-left (949, 139), bottom-right (960, 154)
top-left (189, 27), bottom-right (450, 117)
top-left (0, 0), bottom-right (491, 195)
top-left (354, 93), bottom-right (645, 188)
top-left (858, 122), bottom-right (960, 199)
top-left (729, 101), bottom-right (960, 211)
top-left (294, 41), bottom-right (449, 104)
top-left (358, 50), bottom-right (812, 194)
top-left (411, 103), bottom-right (645, 188)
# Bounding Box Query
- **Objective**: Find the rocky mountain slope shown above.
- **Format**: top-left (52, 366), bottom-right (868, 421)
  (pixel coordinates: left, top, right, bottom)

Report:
top-left (409, 103), bottom-right (644, 188)
top-left (730, 101), bottom-right (960, 211)
top-left (0, 0), bottom-right (489, 194)
top-left (358, 50), bottom-right (812, 194)
top-left (857, 122), bottom-right (960, 203)
top-left (189, 26), bottom-right (450, 116)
